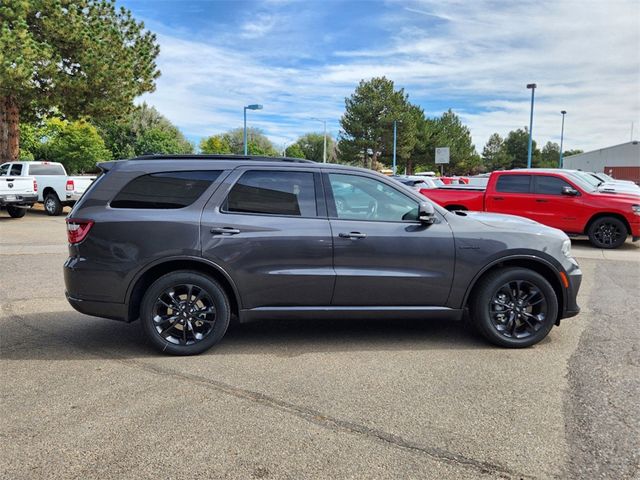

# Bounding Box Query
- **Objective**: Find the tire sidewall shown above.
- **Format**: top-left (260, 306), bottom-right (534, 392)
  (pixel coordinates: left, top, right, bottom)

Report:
top-left (44, 194), bottom-right (62, 216)
top-left (472, 268), bottom-right (558, 348)
top-left (588, 217), bottom-right (627, 249)
top-left (140, 271), bottom-right (230, 355)
top-left (7, 206), bottom-right (27, 218)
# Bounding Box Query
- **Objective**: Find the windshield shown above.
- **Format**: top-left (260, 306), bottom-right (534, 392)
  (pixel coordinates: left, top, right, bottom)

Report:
top-left (567, 171), bottom-right (599, 192)
top-left (433, 178), bottom-right (444, 187)
top-left (598, 172), bottom-right (614, 181)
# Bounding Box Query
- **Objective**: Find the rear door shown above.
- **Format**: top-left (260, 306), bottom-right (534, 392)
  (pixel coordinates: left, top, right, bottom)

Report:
top-left (200, 167), bottom-right (334, 309)
top-left (324, 170), bottom-right (455, 306)
top-left (485, 174), bottom-right (535, 217)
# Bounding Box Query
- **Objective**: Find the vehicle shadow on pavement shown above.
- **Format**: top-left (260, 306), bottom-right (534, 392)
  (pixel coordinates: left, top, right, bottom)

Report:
top-left (2, 312), bottom-right (491, 360)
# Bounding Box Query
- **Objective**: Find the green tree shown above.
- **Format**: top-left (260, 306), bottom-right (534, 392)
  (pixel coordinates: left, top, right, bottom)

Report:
top-left (98, 104), bottom-right (193, 158)
top-left (293, 132), bottom-right (336, 162)
top-left (43, 118), bottom-right (110, 173)
top-left (284, 143), bottom-right (305, 159)
top-left (536, 141), bottom-right (560, 168)
top-left (338, 77), bottom-right (417, 171)
top-left (504, 128), bottom-right (538, 169)
top-left (199, 135), bottom-right (231, 154)
top-left (0, 0), bottom-right (160, 160)
top-left (482, 133), bottom-right (512, 171)
top-left (203, 127), bottom-right (278, 156)
top-left (563, 149), bottom-right (583, 157)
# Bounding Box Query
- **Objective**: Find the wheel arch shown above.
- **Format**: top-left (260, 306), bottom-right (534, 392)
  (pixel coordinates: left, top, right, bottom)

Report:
top-left (126, 257), bottom-right (241, 322)
top-left (584, 212), bottom-right (631, 235)
top-left (42, 187), bottom-right (58, 198)
top-left (463, 255), bottom-right (565, 324)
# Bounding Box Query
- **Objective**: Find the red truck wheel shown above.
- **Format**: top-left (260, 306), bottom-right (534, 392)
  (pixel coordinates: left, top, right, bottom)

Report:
top-left (587, 217), bottom-right (627, 249)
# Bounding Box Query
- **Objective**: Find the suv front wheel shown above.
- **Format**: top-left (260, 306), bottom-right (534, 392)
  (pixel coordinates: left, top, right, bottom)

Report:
top-left (140, 271), bottom-right (231, 355)
top-left (470, 267), bottom-right (558, 348)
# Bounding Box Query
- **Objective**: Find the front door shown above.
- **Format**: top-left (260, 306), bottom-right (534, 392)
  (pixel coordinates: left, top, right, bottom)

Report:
top-left (324, 171), bottom-right (455, 306)
top-left (201, 167), bottom-right (334, 309)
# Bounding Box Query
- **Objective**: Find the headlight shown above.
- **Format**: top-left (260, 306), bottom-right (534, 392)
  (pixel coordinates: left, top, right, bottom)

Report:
top-left (633, 205), bottom-right (640, 216)
top-left (561, 239), bottom-right (572, 258)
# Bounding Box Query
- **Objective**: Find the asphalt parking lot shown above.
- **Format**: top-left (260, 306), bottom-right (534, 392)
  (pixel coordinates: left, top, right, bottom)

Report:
top-left (1, 207), bottom-right (639, 480)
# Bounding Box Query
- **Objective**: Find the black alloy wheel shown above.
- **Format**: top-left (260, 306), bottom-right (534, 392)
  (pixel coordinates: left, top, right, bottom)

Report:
top-left (141, 271), bottom-right (230, 355)
top-left (588, 217), bottom-right (626, 249)
top-left (470, 267), bottom-right (558, 348)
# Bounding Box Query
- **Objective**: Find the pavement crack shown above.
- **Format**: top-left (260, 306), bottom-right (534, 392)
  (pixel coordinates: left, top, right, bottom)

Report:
top-left (5, 305), bottom-right (537, 479)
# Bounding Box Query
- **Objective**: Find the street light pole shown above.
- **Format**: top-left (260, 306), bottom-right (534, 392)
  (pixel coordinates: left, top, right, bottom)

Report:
top-left (559, 110), bottom-right (567, 168)
top-left (392, 120), bottom-right (397, 175)
top-left (311, 118), bottom-right (327, 162)
top-left (243, 104), bottom-right (263, 155)
top-left (526, 83), bottom-right (537, 168)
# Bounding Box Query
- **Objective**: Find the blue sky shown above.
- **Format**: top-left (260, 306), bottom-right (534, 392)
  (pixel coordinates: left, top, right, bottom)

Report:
top-left (122, 0), bottom-right (640, 153)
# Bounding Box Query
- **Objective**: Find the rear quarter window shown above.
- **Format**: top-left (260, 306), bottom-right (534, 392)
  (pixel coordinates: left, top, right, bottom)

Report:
top-left (110, 171), bottom-right (222, 209)
top-left (496, 175), bottom-right (532, 193)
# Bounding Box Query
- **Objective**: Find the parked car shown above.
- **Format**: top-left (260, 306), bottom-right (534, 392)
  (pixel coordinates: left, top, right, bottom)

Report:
top-left (0, 163), bottom-right (38, 218)
top-left (582, 171), bottom-right (640, 195)
top-left (420, 169), bottom-right (640, 249)
top-left (391, 175), bottom-right (444, 190)
top-left (64, 155), bottom-right (581, 355)
top-left (0, 161), bottom-right (96, 215)
top-left (591, 171), bottom-right (638, 187)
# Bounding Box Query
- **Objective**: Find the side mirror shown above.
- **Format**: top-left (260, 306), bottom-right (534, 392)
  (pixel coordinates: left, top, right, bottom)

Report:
top-left (562, 186), bottom-right (579, 196)
top-left (418, 202), bottom-right (436, 224)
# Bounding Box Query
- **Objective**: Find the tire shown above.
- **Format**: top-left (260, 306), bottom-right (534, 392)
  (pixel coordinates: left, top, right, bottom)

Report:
top-left (44, 193), bottom-right (63, 216)
top-left (587, 216), bottom-right (627, 249)
top-left (140, 270), bottom-right (231, 355)
top-left (6, 206), bottom-right (27, 218)
top-left (470, 267), bottom-right (558, 348)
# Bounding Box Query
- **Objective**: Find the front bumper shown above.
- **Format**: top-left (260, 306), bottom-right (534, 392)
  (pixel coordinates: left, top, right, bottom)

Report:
top-left (0, 193), bottom-right (38, 206)
top-left (561, 265), bottom-right (582, 320)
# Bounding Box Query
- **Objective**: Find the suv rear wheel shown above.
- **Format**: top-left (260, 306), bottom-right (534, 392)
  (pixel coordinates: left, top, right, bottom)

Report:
top-left (470, 267), bottom-right (558, 348)
top-left (140, 271), bottom-right (230, 355)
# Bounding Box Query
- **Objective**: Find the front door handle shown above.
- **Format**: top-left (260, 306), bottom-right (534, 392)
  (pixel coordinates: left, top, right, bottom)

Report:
top-left (210, 227), bottom-right (241, 235)
top-left (339, 232), bottom-right (367, 239)
top-left (535, 199), bottom-right (549, 203)
top-left (493, 196), bottom-right (504, 201)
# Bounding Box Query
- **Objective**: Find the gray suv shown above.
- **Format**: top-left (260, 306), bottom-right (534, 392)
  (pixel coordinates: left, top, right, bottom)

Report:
top-left (64, 155), bottom-right (581, 355)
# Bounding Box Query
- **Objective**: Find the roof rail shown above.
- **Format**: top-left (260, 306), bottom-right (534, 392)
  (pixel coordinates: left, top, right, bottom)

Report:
top-left (132, 154), bottom-right (315, 164)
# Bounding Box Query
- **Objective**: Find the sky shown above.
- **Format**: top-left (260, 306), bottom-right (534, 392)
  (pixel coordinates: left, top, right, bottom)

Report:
top-left (122, 0), bottom-right (640, 154)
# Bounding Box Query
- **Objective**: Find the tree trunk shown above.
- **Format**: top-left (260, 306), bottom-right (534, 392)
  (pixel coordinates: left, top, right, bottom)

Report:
top-left (0, 96), bottom-right (20, 161)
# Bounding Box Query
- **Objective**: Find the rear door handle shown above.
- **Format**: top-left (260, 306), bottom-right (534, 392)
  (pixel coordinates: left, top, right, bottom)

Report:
top-left (535, 199), bottom-right (548, 203)
top-left (339, 232), bottom-right (367, 239)
top-left (210, 227), bottom-right (241, 235)
top-left (493, 196), bottom-right (504, 201)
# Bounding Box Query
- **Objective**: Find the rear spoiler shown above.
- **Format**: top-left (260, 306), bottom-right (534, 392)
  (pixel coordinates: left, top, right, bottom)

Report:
top-left (96, 160), bottom-right (124, 172)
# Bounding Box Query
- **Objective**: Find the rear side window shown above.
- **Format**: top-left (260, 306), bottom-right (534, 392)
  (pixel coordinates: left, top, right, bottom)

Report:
top-left (10, 164), bottom-right (22, 175)
top-left (111, 171), bottom-right (222, 209)
top-left (225, 170), bottom-right (316, 217)
top-left (496, 175), bottom-right (531, 193)
top-left (534, 176), bottom-right (572, 195)
top-left (28, 164), bottom-right (66, 175)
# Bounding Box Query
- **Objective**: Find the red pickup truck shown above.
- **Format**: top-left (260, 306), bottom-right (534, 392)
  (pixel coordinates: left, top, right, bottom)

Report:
top-left (420, 169), bottom-right (640, 249)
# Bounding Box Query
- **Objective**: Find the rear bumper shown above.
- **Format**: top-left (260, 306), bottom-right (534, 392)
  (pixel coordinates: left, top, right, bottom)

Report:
top-left (0, 193), bottom-right (38, 206)
top-left (65, 192), bottom-right (83, 202)
top-left (65, 292), bottom-right (127, 322)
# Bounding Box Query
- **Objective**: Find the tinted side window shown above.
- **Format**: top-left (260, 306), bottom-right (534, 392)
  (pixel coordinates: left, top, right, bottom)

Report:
top-left (328, 173), bottom-right (419, 222)
top-left (535, 176), bottom-right (572, 195)
top-left (28, 164), bottom-right (66, 175)
top-left (111, 171), bottom-right (222, 209)
top-left (0, 164), bottom-right (9, 176)
top-left (10, 164), bottom-right (23, 175)
top-left (225, 170), bottom-right (316, 217)
top-left (496, 175), bottom-right (531, 193)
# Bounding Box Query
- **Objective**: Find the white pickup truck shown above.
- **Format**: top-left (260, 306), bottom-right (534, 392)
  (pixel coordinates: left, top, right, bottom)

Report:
top-left (0, 161), bottom-right (96, 216)
top-left (0, 163), bottom-right (38, 218)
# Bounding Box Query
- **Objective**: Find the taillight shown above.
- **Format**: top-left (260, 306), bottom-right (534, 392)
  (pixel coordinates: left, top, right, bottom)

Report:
top-left (33, 179), bottom-right (38, 192)
top-left (66, 179), bottom-right (74, 191)
top-left (66, 219), bottom-right (94, 244)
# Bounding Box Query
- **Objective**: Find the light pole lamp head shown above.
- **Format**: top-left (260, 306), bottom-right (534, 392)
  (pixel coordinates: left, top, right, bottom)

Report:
top-left (526, 83), bottom-right (537, 89)
top-left (561, 110), bottom-right (567, 115)
top-left (246, 104), bottom-right (263, 110)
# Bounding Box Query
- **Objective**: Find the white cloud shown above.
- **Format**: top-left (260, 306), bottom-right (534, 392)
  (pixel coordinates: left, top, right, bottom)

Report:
top-left (138, 0), bottom-right (640, 154)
